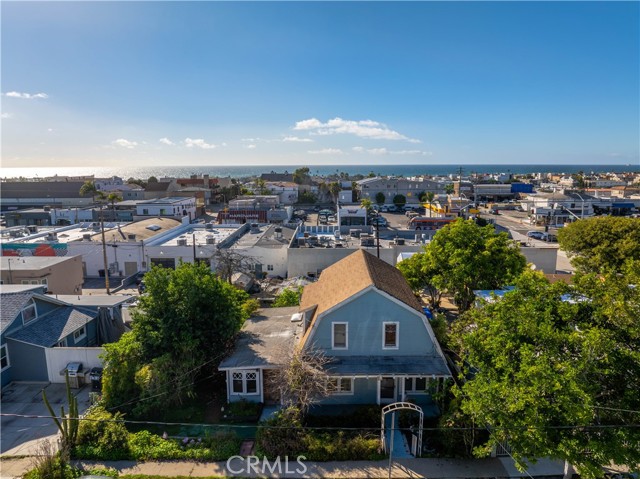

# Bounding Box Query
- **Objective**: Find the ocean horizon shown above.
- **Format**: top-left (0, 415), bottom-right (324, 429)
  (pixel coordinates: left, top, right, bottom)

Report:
top-left (1, 163), bottom-right (638, 181)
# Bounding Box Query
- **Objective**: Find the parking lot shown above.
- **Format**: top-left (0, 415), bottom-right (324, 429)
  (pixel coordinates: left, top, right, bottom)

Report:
top-left (1, 382), bottom-right (92, 455)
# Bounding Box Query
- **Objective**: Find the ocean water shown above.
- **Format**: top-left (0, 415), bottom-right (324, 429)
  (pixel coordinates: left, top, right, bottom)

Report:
top-left (1, 163), bottom-right (637, 180)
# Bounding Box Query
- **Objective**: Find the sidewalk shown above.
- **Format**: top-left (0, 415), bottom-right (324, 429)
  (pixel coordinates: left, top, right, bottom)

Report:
top-left (1, 456), bottom-right (571, 478)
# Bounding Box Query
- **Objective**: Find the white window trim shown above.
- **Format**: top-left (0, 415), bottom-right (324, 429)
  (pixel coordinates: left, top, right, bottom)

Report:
top-left (328, 377), bottom-right (354, 395)
top-left (1, 344), bottom-right (9, 372)
top-left (404, 376), bottom-right (429, 394)
top-left (331, 322), bottom-right (348, 350)
top-left (73, 326), bottom-right (87, 342)
top-left (21, 299), bottom-right (38, 325)
top-left (382, 322), bottom-right (399, 350)
top-left (231, 370), bottom-right (259, 395)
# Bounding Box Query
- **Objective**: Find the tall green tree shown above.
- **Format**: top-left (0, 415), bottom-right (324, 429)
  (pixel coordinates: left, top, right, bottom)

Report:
top-left (427, 218), bottom-right (526, 311)
top-left (375, 192), bottom-right (386, 205)
top-left (452, 269), bottom-right (640, 477)
top-left (102, 262), bottom-right (249, 416)
top-left (328, 182), bottom-right (341, 204)
top-left (397, 252), bottom-right (441, 308)
top-left (392, 194), bottom-right (406, 208)
top-left (558, 216), bottom-right (640, 274)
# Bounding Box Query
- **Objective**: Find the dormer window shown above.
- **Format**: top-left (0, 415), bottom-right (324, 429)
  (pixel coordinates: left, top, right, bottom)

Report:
top-left (21, 299), bottom-right (37, 325)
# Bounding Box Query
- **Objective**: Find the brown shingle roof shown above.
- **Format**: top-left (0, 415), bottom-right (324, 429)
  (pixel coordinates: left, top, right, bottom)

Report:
top-left (299, 250), bottom-right (421, 347)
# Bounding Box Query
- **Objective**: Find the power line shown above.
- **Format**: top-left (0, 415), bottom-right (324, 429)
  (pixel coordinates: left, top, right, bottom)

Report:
top-left (3, 412), bottom-right (640, 432)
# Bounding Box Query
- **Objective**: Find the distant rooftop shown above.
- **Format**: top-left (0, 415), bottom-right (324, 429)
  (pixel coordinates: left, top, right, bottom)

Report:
top-left (1, 256), bottom-right (79, 270)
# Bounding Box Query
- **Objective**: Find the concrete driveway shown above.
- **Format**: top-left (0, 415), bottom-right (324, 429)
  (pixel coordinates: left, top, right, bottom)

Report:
top-left (1, 382), bottom-right (92, 455)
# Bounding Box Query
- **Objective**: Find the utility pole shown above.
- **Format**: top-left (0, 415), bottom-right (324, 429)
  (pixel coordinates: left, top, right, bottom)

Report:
top-left (192, 232), bottom-right (197, 263)
top-left (100, 206), bottom-right (110, 295)
top-left (375, 212), bottom-right (380, 259)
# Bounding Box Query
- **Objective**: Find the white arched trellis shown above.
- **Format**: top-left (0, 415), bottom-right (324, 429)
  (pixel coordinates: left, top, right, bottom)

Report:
top-left (380, 401), bottom-right (424, 457)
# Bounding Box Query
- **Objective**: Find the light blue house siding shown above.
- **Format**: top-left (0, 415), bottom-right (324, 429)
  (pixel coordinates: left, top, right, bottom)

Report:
top-left (306, 289), bottom-right (436, 357)
top-left (319, 377), bottom-right (379, 405)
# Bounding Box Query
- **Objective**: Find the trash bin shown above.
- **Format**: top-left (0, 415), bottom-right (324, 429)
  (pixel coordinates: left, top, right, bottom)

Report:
top-left (98, 269), bottom-right (105, 277)
top-left (89, 367), bottom-right (103, 392)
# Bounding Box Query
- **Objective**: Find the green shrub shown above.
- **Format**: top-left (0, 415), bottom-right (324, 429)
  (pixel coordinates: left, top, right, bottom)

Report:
top-left (127, 430), bottom-right (242, 461)
top-left (242, 298), bottom-right (261, 317)
top-left (305, 431), bottom-right (383, 461)
top-left (224, 399), bottom-right (262, 421)
top-left (256, 406), bottom-right (306, 458)
top-left (76, 406), bottom-right (129, 458)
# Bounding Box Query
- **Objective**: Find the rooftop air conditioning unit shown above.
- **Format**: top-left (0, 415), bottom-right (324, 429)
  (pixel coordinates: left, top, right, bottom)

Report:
top-left (206, 235), bottom-right (215, 245)
top-left (205, 223), bottom-right (214, 231)
top-left (82, 233), bottom-right (92, 241)
top-left (395, 238), bottom-right (405, 246)
top-left (297, 237), bottom-right (306, 247)
top-left (177, 237), bottom-right (188, 246)
top-left (27, 225), bottom-right (38, 234)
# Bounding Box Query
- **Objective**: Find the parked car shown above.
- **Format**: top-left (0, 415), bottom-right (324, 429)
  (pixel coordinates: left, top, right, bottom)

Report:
top-left (380, 205), bottom-right (389, 212)
top-left (402, 205), bottom-right (416, 211)
top-left (541, 233), bottom-right (558, 242)
top-left (527, 231), bottom-right (545, 240)
top-left (371, 217), bottom-right (387, 227)
top-left (386, 205), bottom-right (398, 212)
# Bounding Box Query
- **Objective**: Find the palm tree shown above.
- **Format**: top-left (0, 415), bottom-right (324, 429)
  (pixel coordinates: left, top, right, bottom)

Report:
top-left (328, 182), bottom-right (341, 204)
top-left (424, 191), bottom-right (435, 218)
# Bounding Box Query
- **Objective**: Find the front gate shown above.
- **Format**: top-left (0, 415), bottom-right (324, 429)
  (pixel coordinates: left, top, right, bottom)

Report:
top-left (380, 401), bottom-right (424, 457)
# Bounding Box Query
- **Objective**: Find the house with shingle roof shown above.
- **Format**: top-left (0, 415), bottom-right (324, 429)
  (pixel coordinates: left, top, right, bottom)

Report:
top-left (0, 285), bottom-right (128, 388)
top-left (219, 250), bottom-right (451, 408)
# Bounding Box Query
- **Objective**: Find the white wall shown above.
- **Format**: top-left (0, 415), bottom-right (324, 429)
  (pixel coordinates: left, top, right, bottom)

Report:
top-left (45, 347), bottom-right (104, 383)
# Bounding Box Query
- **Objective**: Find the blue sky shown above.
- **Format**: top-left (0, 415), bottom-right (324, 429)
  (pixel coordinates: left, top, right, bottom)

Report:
top-left (1, 1), bottom-right (638, 168)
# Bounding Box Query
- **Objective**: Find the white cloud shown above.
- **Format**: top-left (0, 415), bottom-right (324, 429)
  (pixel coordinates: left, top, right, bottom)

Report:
top-left (112, 138), bottom-right (137, 149)
top-left (282, 136), bottom-right (313, 143)
top-left (245, 144), bottom-right (257, 149)
top-left (4, 91), bottom-right (49, 99)
top-left (308, 148), bottom-right (344, 155)
top-left (368, 148), bottom-right (389, 155)
top-left (294, 117), bottom-right (420, 142)
top-left (184, 138), bottom-right (216, 150)
top-left (1, 113), bottom-right (12, 119)
top-left (159, 137), bottom-right (175, 146)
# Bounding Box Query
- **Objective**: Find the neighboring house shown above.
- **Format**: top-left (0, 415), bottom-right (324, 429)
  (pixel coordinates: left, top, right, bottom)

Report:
top-left (0, 256), bottom-right (84, 294)
top-left (0, 285), bottom-right (128, 388)
top-left (220, 250), bottom-right (451, 408)
top-left (265, 182), bottom-right (299, 205)
top-left (133, 197), bottom-right (197, 222)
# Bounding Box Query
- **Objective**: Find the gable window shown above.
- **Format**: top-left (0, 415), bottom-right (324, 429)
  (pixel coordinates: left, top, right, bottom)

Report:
top-left (332, 322), bottom-right (348, 349)
top-left (383, 322), bottom-right (399, 349)
top-left (56, 338), bottom-right (68, 348)
top-left (231, 371), bottom-right (258, 395)
top-left (328, 377), bottom-right (353, 395)
top-left (21, 299), bottom-right (38, 325)
top-left (73, 326), bottom-right (87, 342)
top-left (1, 344), bottom-right (9, 371)
top-left (404, 377), bottom-right (428, 393)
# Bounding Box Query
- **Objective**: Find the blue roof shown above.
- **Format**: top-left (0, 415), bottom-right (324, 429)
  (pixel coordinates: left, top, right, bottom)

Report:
top-left (325, 355), bottom-right (451, 377)
top-left (7, 307), bottom-right (96, 347)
